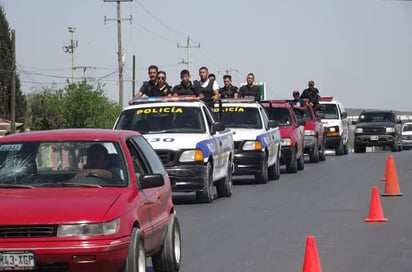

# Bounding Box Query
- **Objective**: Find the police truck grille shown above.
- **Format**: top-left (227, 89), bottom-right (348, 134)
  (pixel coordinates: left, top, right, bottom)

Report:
top-left (0, 225), bottom-right (57, 238)
top-left (156, 150), bottom-right (177, 166)
top-left (233, 141), bottom-right (242, 152)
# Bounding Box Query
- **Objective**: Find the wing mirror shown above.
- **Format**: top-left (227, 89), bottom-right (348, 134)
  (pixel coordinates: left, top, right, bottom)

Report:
top-left (211, 122), bottom-right (225, 134)
top-left (140, 174), bottom-right (165, 189)
top-left (268, 120), bottom-right (278, 128)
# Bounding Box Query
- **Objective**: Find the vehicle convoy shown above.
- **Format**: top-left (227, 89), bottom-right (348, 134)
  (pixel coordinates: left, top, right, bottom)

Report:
top-left (261, 100), bottom-right (305, 173)
top-left (353, 110), bottom-right (403, 153)
top-left (0, 129), bottom-right (181, 272)
top-left (318, 96), bottom-right (349, 155)
top-left (214, 99), bottom-right (281, 183)
top-left (302, 104), bottom-right (326, 162)
top-left (401, 122), bottom-right (412, 150)
top-left (114, 96), bottom-right (234, 203)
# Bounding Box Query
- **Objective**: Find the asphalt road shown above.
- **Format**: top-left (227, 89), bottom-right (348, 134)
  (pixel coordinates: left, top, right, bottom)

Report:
top-left (154, 150), bottom-right (412, 272)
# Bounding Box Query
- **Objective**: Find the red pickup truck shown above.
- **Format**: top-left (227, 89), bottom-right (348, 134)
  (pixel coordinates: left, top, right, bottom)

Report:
top-left (262, 101), bottom-right (305, 173)
top-left (302, 104), bottom-right (326, 162)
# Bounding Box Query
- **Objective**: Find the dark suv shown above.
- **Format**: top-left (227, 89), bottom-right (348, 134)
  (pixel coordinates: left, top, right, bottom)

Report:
top-left (353, 110), bottom-right (403, 153)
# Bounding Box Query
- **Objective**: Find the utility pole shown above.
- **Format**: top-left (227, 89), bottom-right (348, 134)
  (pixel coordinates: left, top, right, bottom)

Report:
top-left (10, 29), bottom-right (16, 134)
top-left (132, 55), bottom-right (136, 97)
top-left (104, 0), bottom-right (133, 106)
top-left (63, 27), bottom-right (78, 83)
top-left (73, 66), bottom-right (96, 81)
top-left (177, 36), bottom-right (200, 75)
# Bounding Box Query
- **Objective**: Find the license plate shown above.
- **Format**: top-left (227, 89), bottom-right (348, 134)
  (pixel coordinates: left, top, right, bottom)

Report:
top-left (0, 251), bottom-right (35, 271)
top-left (370, 135), bottom-right (379, 141)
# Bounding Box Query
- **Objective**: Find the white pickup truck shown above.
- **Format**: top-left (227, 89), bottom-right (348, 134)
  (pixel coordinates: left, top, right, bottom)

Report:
top-left (114, 96), bottom-right (234, 203)
top-left (214, 99), bottom-right (282, 184)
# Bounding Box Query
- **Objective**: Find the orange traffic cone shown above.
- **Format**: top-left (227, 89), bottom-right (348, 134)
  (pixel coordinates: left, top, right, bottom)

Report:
top-left (365, 186), bottom-right (388, 222)
top-left (381, 155), bottom-right (403, 196)
top-left (302, 236), bottom-right (322, 272)
top-left (380, 156), bottom-right (389, 182)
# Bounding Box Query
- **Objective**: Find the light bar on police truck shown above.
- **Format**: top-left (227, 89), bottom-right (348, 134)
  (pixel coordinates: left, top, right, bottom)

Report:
top-left (131, 95), bottom-right (198, 104)
top-left (319, 96), bottom-right (334, 101)
top-left (261, 99), bottom-right (291, 104)
top-left (218, 98), bottom-right (256, 103)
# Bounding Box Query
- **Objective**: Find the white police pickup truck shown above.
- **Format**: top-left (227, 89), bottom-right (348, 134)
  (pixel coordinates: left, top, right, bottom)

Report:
top-left (214, 99), bottom-right (281, 184)
top-left (114, 96), bottom-right (234, 203)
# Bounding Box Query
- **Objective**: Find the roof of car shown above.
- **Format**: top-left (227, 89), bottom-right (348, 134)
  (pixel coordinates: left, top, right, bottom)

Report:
top-left (0, 129), bottom-right (140, 142)
top-left (360, 110), bottom-right (396, 115)
top-left (124, 101), bottom-right (205, 110)
top-left (260, 101), bottom-right (291, 109)
top-left (218, 100), bottom-right (262, 108)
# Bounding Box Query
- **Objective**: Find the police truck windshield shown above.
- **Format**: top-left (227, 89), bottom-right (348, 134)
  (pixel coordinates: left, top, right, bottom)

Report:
top-left (114, 106), bottom-right (206, 134)
top-left (215, 107), bottom-right (262, 129)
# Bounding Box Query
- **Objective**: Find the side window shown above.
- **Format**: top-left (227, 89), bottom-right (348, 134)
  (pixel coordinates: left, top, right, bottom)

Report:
top-left (132, 136), bottom-right (165, 174)
top-left (260, 107), bottom-right (269, 130)
top-left (126, 140), bottom-right (148, 180)
top-left (339, 104), bottom-right (345, 119)
top-left (202, 106), bottom-right (214, 130)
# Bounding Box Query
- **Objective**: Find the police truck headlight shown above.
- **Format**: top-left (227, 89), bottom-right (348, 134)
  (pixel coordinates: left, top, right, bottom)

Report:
top-left (304, 130), bottom-right (316, 136)
top-left (57, 218), bottom-right (120, 237)
top-left (179, 149), bottom-right (204, 162)
top-left (386, 127), bottom-right (395, 133)
top-left (242, 141), bottom-right (262, 151)
top-left (355, 128), bottom-right (363, 134)
top-left (280, 138), bottom-right (292, 147)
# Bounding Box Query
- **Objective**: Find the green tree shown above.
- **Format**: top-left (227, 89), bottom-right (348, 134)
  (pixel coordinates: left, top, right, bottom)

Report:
top-left (25, 81), bottom-right (122, 130)
top-left (62, 81), bottom-right (122, 128)
top-left (0, 5), bottom-right (26, 122)
top-left (25, 87), bottom-right (65, 130)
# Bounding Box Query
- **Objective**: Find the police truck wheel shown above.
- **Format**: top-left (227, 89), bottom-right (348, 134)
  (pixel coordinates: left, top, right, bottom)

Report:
top-left (196, 163), bottom-right (214, 203)
top-left (255, 155), bottom-right (268, 184)
top-left (216, 162), bottom-right (233, 197)
top-left (268, 151), bottom-right (280, 180)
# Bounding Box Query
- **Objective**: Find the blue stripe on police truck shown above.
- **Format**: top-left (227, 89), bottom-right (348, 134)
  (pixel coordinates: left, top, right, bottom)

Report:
top-left (196, 134), bottom-right (233, 157)
top-left (256, 133), bottom-right (271, 148)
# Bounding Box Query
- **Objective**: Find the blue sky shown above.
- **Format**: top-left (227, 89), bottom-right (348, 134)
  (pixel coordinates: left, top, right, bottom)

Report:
top-left (1, 0), bottom-right (411, 111)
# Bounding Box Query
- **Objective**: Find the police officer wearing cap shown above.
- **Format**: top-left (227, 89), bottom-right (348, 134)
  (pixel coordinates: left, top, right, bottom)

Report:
top-left (300, 80), bottom-right (320, 110)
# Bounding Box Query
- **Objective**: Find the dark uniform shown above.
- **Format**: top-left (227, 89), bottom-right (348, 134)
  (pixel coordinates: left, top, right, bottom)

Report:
top-left (219, 85), bottom-right (238, 99)
top-left (147, 84), bottom-right (173, 97)
top-left (195, 79), bottom-right (216, 107)
top-left (139, 80), bottom-right (156, 96)
top-left (239, 85), bottom-right (260, 101)
top-left (172, 81), bottom-right (198, 96)
top-left (300, 88), bottom-right (320, 110)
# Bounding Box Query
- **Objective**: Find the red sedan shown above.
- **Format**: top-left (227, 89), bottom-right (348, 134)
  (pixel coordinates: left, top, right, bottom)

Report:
top-left (0, 129), bottom-right (181, 272)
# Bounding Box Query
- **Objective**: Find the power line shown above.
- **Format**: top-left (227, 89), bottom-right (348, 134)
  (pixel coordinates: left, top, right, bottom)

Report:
top-left (16, 63), bottom-right (42, 85)
top-left (134, 0), bottom-right (185, 37)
